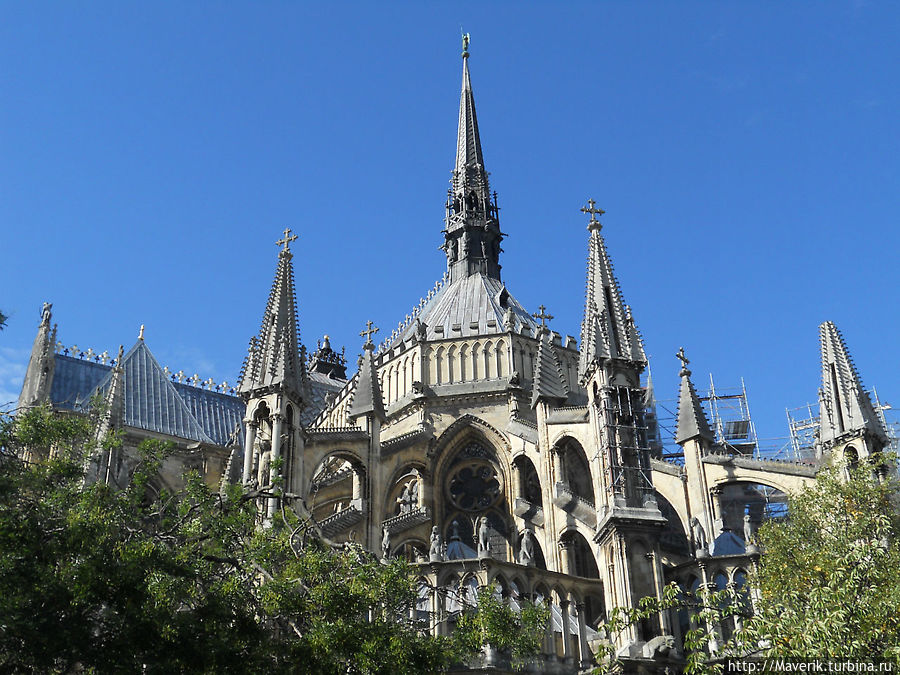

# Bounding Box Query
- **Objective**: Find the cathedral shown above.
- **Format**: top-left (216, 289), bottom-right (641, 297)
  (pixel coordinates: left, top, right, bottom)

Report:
top-left (17, 40), bottom-right (893, 673)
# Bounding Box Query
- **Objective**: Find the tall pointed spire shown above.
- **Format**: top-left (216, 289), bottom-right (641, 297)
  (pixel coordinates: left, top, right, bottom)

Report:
top-left (817, 321), bottom-right (886, 448)
top-left (444, 34), bottom-right (503, 283)
top-left (674, 348), bottom-right (714, 445)
top-left (577, 200), bottom-right (646, 383)
top-left (238, 229), bottom-right (308, 403)
top-left (18, 302), bottom-right (56, 410)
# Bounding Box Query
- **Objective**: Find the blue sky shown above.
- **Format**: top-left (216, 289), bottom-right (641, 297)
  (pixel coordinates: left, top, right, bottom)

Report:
top-left (1, 2), bottom-right (897, 448)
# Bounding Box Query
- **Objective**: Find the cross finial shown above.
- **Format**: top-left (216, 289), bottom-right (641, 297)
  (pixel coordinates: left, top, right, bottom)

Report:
top-left (360, 320), bottom-right (379, 348)
top-left (676, 346), bottom-right (691, 376)
top-left (580, 198), bottom-right (605, 231)
top-left (276, 228), bottom-right (298, 252)
top-left (532, 304), bottom-right (554, 329)
top-left (461, 31), bottom-right (470, 58)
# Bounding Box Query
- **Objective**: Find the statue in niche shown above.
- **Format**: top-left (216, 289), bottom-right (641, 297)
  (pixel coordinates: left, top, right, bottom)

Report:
top-left (477, 516), bottom-right (491, 558)
top-left (429, 526), bottom-right (443, 562)
top-left (519, 529), bottom-right (535, 567)
top-left (255, 437), bottom-right (272, 487)
top-left (381, 525), bottom-right (391, 560)
top-left (448, 238), bottom-right (457, 262)
top-left (480, 239), bottom-right (488, 259)
top-left (691, 517), bottom-right (707, 555)
top-left (396, 478), bottom-right (418, 514)
top-left (743, 513), bottom-right (754, 544)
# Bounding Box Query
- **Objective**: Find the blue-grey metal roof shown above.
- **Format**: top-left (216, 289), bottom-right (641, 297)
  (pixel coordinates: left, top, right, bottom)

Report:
top-left (50, 355), bottom-right (110, 410)
top-left (174, 382), bottom-right (245, 447)
top-left (49, 341), bottom-right (341, 443)
top-left (304, 371), bottom-right (346, 427)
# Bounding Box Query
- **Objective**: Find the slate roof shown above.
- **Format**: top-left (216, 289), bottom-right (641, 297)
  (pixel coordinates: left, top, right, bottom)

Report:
top-left (304, 372), bottom-right (347, 427)
top-left (391, 273), bottom-right (538, 347)
top-left (49, 342), bottom-right (245, 447)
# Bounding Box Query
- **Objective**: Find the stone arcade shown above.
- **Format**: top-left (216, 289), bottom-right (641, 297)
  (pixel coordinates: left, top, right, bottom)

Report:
top-left (17, 42), bottom-right (892, 673)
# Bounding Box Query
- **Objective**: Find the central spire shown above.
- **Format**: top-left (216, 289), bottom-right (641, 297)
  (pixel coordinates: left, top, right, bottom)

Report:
top-left (444, 35), bottom-right (503, 283)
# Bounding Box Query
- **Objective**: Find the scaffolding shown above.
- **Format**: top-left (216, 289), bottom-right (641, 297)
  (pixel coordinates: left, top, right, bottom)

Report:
top-left (701, 376), bottom-right (759, 457)
top-left (786, 387), bottom-right (900, 461)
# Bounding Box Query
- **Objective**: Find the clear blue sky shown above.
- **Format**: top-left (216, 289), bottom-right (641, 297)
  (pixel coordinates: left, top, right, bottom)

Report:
top-left (1, 2), bottom-right (897, 448)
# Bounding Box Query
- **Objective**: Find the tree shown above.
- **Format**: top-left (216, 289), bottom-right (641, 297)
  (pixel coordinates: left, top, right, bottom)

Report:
top-left (0, 309), bottom-right (7, 330)
top-left (0, 406), bottom-right (546, 673)
top-left (592, 456), bottom-right (900, 673)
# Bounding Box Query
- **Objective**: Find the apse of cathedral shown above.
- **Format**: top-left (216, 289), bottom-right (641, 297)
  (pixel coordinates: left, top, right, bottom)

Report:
top-left (17, 38), bottom-right (893, 672)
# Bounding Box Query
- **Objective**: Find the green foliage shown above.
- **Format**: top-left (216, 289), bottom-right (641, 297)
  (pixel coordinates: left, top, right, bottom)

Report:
top-left (453, 584), bottom-right (550, 668)
top-left (746, 456), bottom-right (900, 660)
top-left (0, 406), bottom-right (545, 673)
top-left (0, 309), bottom-right (7, 330)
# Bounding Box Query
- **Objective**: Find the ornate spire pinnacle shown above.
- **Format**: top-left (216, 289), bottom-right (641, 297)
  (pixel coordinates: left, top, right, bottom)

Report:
top-left (93, 345), bottom-right (125, 482)
top-left (237, 231), bottom-right (308, 403)
top-left (531, 314), bottom-right (568, 408)
top-left (577, 200), bottom-right (646, 383)
top-left (348, 322), bottom-right (385, 422)
top-left (817, 321), bottom-right (886, 447)
top-left (18, 302), bottom-right (57, 410)
top-left (444, 36), bottom-right (503, 283)
top-left (674, 348), bottom-right (714, 444)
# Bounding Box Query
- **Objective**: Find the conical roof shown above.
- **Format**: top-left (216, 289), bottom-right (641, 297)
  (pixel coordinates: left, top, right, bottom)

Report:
top-left (348, 328), bottom-right (386, 422)
top-left (674, 352), bottom-right (714, 445)
top-left (531, 328), bottom-right (568, 408)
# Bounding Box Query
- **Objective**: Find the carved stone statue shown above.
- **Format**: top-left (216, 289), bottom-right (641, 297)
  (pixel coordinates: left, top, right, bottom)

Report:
top-left (477, 516), bottom-right (491, 558)
top-left (691, 517), bottom-right (707, 555)
top-left (743, 513), bottom-right (753, 544)
top-left (448, 238), bottom-right (457, 262)
top-left (41, 302), bottom-right (52, 324)
top-left (397, 484), bottom-right (412, 514)
top-left (519, 529), bottom-right (535, 567)
top-left (503, 307), bottom-right (515, 331)
top-left (415, 319), bottom-right (427, 341)
top-left (381, 525), bottom-right (391, 560)
top-left (256, 438), bottom-right (272, 487)
top-left (429, 526), bottom-right (443, 562)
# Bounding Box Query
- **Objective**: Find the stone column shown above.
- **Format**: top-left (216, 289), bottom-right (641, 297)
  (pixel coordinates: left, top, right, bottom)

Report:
top-left (558, 540), bottom-right (574, 576)
top-left (242, 421), bottom-right (258, 486)
top-left (559, 598), bottom-right (574, 665)
top-left (576, 602), bottom-right (592, 669)
top-left (266, 413), bottom-right (284, 519)
top-left (649, 550), bottom-right (672, 634)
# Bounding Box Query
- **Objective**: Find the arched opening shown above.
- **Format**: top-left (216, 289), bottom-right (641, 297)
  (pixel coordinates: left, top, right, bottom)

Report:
top-left (512, 455), bottom-right (542, 508)
top-left (559, 531), bottom-right (599, 579)
top-left (711, 480), bottom-right (788, 554)
top-left (656, 492), bottom-right (690, 556)
top-left (556, 437), bottom-right (594, 506)
top-left (440, 436), bottom-right (510, 561)
top-left (307, 451), bottom-right (366, 544)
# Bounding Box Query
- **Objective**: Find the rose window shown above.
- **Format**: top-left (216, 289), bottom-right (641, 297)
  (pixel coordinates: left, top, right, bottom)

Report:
top-left (447, 460), bottom-right (502, 512)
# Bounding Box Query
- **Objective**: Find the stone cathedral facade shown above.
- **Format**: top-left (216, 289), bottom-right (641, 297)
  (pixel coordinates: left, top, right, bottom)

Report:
top-left (18, 44), bottom-right (893, 673)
